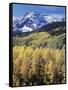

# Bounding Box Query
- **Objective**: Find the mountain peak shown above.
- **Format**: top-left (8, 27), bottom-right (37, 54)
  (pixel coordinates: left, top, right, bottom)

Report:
top-left (24, 11), bottom-right (40, 19)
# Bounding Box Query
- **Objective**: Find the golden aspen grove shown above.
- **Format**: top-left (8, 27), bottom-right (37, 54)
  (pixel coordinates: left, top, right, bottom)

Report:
top-left (13, 46), bottom-right (65, 86)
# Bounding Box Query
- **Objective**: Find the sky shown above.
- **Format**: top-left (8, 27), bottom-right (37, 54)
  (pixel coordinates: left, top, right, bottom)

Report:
top-left (12, 3), bottom-right (66, 17)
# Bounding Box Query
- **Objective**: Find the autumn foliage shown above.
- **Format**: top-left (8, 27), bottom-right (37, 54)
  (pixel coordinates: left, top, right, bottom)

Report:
top-left (13, 46), bottom-right (65, 86)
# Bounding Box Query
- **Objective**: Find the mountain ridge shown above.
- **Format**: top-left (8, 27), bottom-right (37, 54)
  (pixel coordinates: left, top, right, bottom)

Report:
top-left (13, 12), bottom-right (65, 33)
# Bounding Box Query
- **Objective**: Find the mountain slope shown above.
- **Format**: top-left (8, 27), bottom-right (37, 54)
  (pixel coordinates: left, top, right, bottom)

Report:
top-left (13, 21), bottom-right (66, 49)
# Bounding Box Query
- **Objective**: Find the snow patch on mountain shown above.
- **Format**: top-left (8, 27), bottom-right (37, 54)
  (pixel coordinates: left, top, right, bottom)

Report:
top-left (44, 15), bottom-right (54, 23)
top-left (21, 25), bottom-right (33, 32)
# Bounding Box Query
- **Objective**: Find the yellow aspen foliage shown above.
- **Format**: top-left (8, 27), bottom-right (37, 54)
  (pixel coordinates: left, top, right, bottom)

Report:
top-left (32, 47), bottom-right (40, 74)
top-left (44, 60), bottom-right (56, 78)
top-left (13, 46), bottom-right (20, 60)
top-left (13, 46), bottom-right (65, 86)
top-left (55, 50), bottom-right (64, 65)
top-left (42, 48), bottom-right (55, 61)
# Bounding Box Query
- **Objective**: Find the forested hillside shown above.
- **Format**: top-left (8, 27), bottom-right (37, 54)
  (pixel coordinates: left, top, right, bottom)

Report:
top-left (13, 22), bottom-right (66, 50)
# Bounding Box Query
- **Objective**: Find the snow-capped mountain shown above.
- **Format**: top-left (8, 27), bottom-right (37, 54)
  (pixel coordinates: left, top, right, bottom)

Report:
top-left (13, 12), bottom-right (65, 32)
